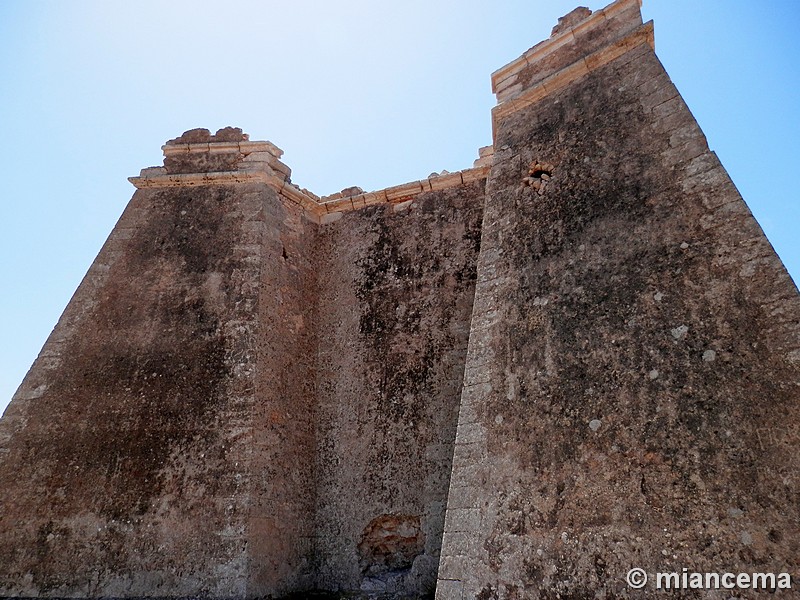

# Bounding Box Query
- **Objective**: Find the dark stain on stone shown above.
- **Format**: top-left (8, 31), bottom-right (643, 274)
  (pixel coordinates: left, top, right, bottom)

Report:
top-left (5, 184), bottom-right (247, 591)
top-left (355, 187), bottom-right (483, 423)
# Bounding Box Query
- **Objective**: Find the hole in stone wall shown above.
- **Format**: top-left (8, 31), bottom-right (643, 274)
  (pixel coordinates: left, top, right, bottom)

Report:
top-left (522, 160), bottom-right (555, 195)
top-left (357, 514), bottom-right (425, 577)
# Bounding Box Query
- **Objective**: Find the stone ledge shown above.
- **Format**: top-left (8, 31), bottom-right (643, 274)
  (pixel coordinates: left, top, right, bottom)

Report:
top-left (129, 170), bottom-right (266, 188)
top-left (491, 0), bottom-right (642, 97)
top-left (128, 164), bottom-right (491, 225)
top-left (131, 134), bottom-right (492, 224)
top-left (491, 20), bottom-right (654, 135)
top-left (128, 170), bottom-right (325, 218)
top-left (317, 164), bottom-right (490, 215)
top-left (162, 140), bottom-right (283, 158)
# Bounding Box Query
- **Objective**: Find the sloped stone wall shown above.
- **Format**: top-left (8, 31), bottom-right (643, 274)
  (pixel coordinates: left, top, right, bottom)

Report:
top-left (438, 11), bottom-right (800, 599)
top-left (0, 182), bottom-right (282, 597)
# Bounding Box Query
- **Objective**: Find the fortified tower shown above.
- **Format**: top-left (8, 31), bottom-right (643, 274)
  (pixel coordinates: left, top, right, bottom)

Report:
top-left (1, 1), bottom-right (797, 598)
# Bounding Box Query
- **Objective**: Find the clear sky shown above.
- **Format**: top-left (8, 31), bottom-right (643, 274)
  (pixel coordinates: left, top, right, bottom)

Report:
top-left (1, 0), bottom-right (798, 417)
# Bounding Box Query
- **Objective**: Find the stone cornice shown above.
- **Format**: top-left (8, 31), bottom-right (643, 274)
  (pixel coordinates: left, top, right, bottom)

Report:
top-left (317, 165), bottom-right (491, 216)
top-left (129, 170), bottom-right (266, 188)
top-left (491, 20), bottom-right (654, 137)
top-left (161, 140), bottom-right (283, 158)
top-left (490, 0), bottom-right (642, 95)
top-left (128, 169), bottom-right (324, 215)
top-left (130, 130), bottom-right (492, 223)
top-left (129, 163), bottom-right (491, 224)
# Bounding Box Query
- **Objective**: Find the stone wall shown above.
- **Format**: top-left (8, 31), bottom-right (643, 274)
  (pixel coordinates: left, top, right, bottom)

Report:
top-left (0, 131), bottom-right (488, 598)
top-left (1, 1), bottom-right (798, 598)
top-left (437, 0), bottom-right (800, 597)
top-left (313, 184), bottom-right (484, 596)
top-left (0, 180), bottom-right (277, 597)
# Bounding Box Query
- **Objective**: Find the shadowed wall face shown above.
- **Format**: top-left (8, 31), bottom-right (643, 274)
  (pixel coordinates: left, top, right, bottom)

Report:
top-left (314, 184), bottom-right (484, 596)
top-left (246, 186), bottom-right (320, 596)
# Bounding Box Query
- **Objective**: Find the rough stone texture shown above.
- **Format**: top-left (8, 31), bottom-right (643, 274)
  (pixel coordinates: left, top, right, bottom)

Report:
top-left (166, 126), bottom-right (249, 145)
top-left (313, 186), bottom-right (484, 597)
top-left (438, 3), bottom-right (800, 599)
top-left (163, 147), bottom-right (246, 176)
top-left (246, 184), bottom-right (319, 596)
top-left (0, 152), bottom-right (484, 599)
top-left (550, 7), bottom-right (592, 37)
top-left (0, 182), bottom-right (275, 597)
top-left (518, 1), bottom-right (642, 93)
top-left (1, 0), bottom-right (799, 598)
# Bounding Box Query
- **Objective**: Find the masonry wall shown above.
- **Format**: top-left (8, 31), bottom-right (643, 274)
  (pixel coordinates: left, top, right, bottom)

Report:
top-left (0, 126), bottom-right (487, 597)
top-left (438, 10), bottom-right (800, 599)
top-left (0, 180), bottom-right (321, 598)
top-left (313, 183), bottom-right (484, 597)
top-left (246, 191), bottom-right (319, 596)
top-left (3, 2), bottom-right (800, 598)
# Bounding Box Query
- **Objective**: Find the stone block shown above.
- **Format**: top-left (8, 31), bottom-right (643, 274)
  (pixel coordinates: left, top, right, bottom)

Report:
top-left (452, 442), bottom-right (487, 467)
top-left (444, 507), bottom-right (482, 533)
top-left (445, 484), bottom-right (483, 510)
top-left (640, 83), bottom-right (680, 112)
top-left (385, 180), bottom-right (424, 201)
top-left (429, 172), bottom-right (463, 191)
top-left (651, 95), bottom-right (687, 119)
top-left (438, 555), bottom-right (471, 581)
top-left (435, 578), bottom-right (464, 600)
top-left (454, 422), bottom-right (486, 445)
top-left (320, 211), bottom-right (343, 225)
top-left (392, 199), bottom-right (414, 213)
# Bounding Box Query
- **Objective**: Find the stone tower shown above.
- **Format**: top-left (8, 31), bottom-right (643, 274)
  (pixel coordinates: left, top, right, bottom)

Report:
top-left (1, 0), bottom-right (797, 598)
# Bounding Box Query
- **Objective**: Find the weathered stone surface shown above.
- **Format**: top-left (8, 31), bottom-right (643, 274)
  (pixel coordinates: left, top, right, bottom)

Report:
top-left (1, 1), bottom-right (798, 598)
top-left (164, 147), bottom-right (245, 174)
top-left (438, 1), bottom-right (800, 598)
top-left (313, 183), bottom-right (484, 597)
top-left (550, 6), bottom-right (592, 37)
top-left (358, 514), bottom-right (426, 575)
top-left (166, 126), bottom-right (249, 145)
top-left (0, 182), bottom-right (275, 597)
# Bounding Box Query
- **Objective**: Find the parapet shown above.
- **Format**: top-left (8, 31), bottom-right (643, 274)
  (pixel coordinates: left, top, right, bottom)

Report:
top-left (129, 128), bottom-right (494, 224)
top-left (490, 0), bottom-right (652, 133)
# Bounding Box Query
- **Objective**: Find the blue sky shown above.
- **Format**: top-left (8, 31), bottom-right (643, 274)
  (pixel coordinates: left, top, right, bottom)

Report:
top-left (1, 0), bottom-right (798, 416)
